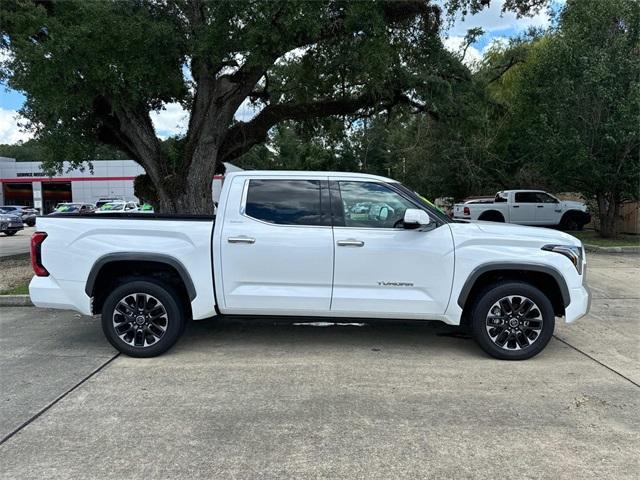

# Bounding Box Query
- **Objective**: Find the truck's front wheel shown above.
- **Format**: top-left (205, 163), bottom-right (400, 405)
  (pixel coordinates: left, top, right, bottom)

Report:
top-left (101, 279), bottom-right (185, 357)
top-left (470, 282), bottom-right (555, 360)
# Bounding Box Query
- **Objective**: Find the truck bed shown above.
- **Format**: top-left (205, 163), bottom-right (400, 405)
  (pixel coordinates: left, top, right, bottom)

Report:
top-left (30, 214), bottom-right (217, 319)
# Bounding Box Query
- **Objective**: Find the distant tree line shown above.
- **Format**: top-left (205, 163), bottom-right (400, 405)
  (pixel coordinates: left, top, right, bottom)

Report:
top-left (0, 139), bottom-right (127, 162)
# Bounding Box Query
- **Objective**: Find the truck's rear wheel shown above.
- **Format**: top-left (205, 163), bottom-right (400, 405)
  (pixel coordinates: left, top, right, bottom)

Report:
top-left (478, 211), bottom-right (505, 222)
top-left (470, 282), bottom-right (555, 360)
top-left (101, 279), bottom-right (185, 357)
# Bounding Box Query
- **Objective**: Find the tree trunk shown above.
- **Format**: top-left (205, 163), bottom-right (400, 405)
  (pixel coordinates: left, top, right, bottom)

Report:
top-left (597, 193), bottom-right (620, 238)
top-left (135, 148), bottom-right (219, 215)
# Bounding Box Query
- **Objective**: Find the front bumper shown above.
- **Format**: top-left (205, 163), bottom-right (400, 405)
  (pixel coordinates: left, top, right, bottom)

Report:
top-left (565, 284), bottom-right (591, 323)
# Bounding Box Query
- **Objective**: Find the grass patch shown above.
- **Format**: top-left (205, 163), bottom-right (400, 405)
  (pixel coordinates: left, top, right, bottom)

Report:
top-left (569, 230), bottom-right (640, 247)
top-left (0, 282), bottom-right (29, 295)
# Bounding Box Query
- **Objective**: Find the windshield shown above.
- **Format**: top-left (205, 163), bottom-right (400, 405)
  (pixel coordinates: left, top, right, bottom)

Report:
top-left (392, 183), bottom-right (450, 223)
top-left (98, 202), bottom-right (125, 211)
top-left (56, 204), bottom-right (80, 212)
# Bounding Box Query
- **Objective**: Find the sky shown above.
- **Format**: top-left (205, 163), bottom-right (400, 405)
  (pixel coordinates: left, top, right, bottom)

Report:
top-left (0, 1), bottom-right (558, 145)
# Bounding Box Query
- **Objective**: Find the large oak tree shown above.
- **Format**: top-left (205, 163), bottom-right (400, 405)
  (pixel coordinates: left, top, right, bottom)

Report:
top-left (1, 0), bottom-right (545, 213)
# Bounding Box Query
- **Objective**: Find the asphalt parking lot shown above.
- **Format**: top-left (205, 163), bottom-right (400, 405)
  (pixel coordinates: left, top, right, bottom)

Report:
top-left (0, 253), bottom-right (638, 479)
top-left (0, 226), bottom-right (35, 257)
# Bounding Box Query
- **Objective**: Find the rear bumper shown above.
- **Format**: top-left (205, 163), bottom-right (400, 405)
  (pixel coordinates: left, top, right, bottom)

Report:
top-left (1, 222), bottom-right (23, 232)
top-left (564, 284), bottom-right (591, 323)
top-left (29, 276), bottom-right (92, 315)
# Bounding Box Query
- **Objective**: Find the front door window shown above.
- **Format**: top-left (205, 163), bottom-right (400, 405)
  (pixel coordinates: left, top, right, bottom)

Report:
top-left (338, 182), bottom-right (415, 229)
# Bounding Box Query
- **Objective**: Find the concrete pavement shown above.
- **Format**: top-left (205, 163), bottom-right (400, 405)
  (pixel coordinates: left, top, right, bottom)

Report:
top-left (0, 226), bottom-right (35, 257)
top-left (0, 253), bottom-right (638, 479)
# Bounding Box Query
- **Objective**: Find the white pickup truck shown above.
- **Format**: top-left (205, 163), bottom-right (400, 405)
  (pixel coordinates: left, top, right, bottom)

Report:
top-left (29, 171), bottom-right (590, 360)
top-left (453, 190), bottom-right (590, 230)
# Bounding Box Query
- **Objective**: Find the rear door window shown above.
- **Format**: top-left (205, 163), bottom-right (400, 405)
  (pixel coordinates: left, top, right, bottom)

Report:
top-left (514, 192), bottom-right (539, 203)
top-left (245, 179), bottom-right (329, 226)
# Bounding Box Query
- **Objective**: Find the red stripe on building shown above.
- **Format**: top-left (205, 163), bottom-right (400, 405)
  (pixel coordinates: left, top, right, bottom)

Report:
top-left (0, 176), bottom-right (137, 183)
top-left (1, 175), bottom-right (225, 183)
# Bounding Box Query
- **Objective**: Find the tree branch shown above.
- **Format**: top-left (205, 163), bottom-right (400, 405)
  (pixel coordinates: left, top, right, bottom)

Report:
top-left (219, 90), bottom-right (437, 163)
top-left (92, 95), bottom-right (165, 188)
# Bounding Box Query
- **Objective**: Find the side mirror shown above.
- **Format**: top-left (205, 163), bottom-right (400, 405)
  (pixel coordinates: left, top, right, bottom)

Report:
top-left (403, 208), bottom-right (431, 228)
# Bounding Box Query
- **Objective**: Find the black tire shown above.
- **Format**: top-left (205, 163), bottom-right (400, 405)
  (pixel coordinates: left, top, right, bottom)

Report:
top-left (101, 278), bottom-right (185, 357)
top-left (27, 221), bottom-right (36, 227)
top-left (4, 230), bottom-right (17, 236)
top-left (560, 211), bottom-right (585, 231)
top-left (478, 211), bottom-right (505, 223)
top-left (470, 281), bottom-right (555, 360)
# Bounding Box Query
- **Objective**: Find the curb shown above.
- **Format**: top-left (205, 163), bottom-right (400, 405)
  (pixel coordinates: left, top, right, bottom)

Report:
top-left (0, 295), bottom-right (33, 307)
top-left (583, 244), bottom-right (640, 254)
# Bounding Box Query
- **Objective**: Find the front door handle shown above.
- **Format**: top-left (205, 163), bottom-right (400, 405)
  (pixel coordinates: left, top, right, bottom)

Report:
top-left (512, 205), bottom-right (520, 208)
top-left (228, 236), bottom-right (255, 244)
top-left (337, 239), bottom-right (365, 247)
top-left (537, 205), bottom-right (544, 208)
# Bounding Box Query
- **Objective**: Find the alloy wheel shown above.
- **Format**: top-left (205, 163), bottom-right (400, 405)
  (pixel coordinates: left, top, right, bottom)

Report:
top-left (485, 295), bottom-right (543, 351)
top-left (112, 293), bottom-right (168, 348)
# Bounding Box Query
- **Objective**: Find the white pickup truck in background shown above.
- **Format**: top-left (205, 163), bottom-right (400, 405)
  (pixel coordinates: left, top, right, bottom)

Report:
top-left (453, 190), bottom-right (590, 230)
top-left (29, 171), bottom-right (590, 360)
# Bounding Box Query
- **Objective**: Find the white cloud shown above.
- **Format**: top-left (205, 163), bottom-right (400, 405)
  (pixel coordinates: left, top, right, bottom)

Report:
top-left (442, 36), bottom-right (482, 66)
top-left (443, 1), bottom-right (551, 37)
top-left (0, 108), bottom-right (33, 144)
top-left (150, 103), bottom-right (188, 139)
top-left (150, 99), bottom-right (262, 139)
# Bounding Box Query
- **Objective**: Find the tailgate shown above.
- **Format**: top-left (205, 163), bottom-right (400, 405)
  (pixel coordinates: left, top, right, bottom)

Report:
top-left (453, 204), bottom-right (467, 217)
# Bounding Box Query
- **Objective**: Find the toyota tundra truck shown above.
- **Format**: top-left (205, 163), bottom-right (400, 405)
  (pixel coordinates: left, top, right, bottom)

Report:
top-left (29, 171), bottom-right (591, 360)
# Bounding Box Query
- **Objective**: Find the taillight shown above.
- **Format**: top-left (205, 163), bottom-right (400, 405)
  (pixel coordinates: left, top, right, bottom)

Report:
top-left (463, 206), bottom-right (470, 216)
top-left (30, 231), bottom-right (49, 277)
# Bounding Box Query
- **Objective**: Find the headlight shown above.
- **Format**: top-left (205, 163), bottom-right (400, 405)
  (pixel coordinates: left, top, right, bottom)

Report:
top-left (0, 216), bottom-right (10, 222)
top-left (542, 244), bottom-right (583, 274)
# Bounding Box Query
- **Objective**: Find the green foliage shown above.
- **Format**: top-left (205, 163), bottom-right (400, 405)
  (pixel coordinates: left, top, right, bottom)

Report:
top-left (239, 0), bottom-right (638, 240)
top-left (506, 0), bottom-right (639, 236)
top-left (0, 139), bottom-right (127, 163)
top-left (1, 0), bottom-right (186, 167)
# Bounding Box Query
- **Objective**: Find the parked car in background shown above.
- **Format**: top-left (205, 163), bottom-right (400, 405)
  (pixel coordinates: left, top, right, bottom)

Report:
top-left (453, 190), bottom-right (590, 230)
top-left (0, 205), bottom-right (37, 226)
top-left (95, 201), bottom-right (139, 214)
top-left (95, 197), bottom-right (125, 209)
top-left (0, 208), bottom-right (24, 236)
top-left (30, 171), bottom-right (590, 361)
top-left (50, 203), bottom-right (96, 215)
top-left (138, 203), bottom-right (155, 213)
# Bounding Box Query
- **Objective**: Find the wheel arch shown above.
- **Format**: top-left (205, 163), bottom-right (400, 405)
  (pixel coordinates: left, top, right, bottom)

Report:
top-left (478, 210), bottom-right (505, 222)
top-left (561, 209), bottom-right (589, 225)
top-left (86, 253), bottom-right (196, 314)
top-left (458, 263), bottom-right (569, 319)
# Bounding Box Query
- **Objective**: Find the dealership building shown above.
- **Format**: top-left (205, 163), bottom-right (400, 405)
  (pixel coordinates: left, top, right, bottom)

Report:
top-left (0, 157), bottom-right (240, 213)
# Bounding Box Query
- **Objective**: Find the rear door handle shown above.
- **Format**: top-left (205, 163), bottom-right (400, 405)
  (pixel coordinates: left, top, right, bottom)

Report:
top-left (512, 205), bottom-right (520, 208)
top-left (337, 239), bottom-right (365, 247)
top-left (537, 205), bottom-right (544, 208)
top-left (227, 236), bottom-right (255, 244)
